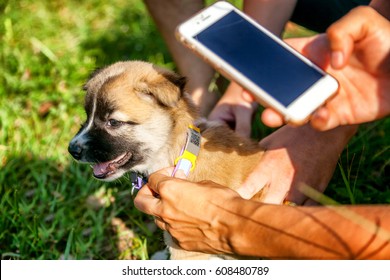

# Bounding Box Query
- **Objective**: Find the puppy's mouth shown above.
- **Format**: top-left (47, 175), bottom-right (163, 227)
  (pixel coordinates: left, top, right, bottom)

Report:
top-left (92, 152), bottom-right (132, 179)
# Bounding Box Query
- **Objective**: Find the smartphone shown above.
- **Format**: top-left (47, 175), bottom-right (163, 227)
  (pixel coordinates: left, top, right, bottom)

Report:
top-left (176, 1), bottom-right (338, 124)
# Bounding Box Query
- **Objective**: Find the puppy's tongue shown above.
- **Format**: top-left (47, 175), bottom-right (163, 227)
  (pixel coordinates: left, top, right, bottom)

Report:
top-left (92, 153), bottom-right (128, 177)
top-left (93, 162), bottom-right (112, 177)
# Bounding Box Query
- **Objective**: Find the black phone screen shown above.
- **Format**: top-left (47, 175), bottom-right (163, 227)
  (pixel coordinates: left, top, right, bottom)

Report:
top-left (194, 11), bottom-right (324, 107)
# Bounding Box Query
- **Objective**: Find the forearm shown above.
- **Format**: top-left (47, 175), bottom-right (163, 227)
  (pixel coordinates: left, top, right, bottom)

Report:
top-left (264, 123), bottom-right (357, 202)
top-left (243, 0), bottom-right (297, 36)
top-left (136, 169), bottom-right (390, 259)
top-left (143, 0), bottom-right (211, 76)
top-left (226, 199), bottom-right (390, 259)
top-left (143, 0), bottom-right (204, 70)
top-left (269, 123), bottom-right (358, 155)
top-left (291, 123), bottom-right (358, 157)
top-left (143, 0), bottom-right (216, 114)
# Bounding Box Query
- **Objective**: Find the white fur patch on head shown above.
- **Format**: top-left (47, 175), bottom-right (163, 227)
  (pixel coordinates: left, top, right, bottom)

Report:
top-left (69, 92), bottom-right (97, 150)
top-left (130, 109), bottom-right (173, 173)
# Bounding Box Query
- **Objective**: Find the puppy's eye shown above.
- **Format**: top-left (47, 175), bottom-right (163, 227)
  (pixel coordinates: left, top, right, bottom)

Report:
top-left (107, 119), bottom-right (122, 128)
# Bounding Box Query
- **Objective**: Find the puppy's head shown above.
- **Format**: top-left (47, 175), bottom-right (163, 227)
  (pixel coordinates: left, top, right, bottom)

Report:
top-left (68, 61), bottom-right (195, 181)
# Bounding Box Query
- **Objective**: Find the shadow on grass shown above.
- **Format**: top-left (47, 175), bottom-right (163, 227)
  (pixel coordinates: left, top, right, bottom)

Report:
top-left (0, 153), bottom-right (163, 260)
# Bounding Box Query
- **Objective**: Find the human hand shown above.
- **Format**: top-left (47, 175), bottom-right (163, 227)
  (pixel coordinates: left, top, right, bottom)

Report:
top-left (311, 6), bottom-right (390, 130)
top-left (262, 6), bottom-right (390, 130)
top-left (208, 82), bottom-right (257, 138)
top-left (236, 124), bottom-right (357, 204)
top-left (135, 167), bottom-right (390, 259)
top-left (134, 167), bottom-right (242, 254)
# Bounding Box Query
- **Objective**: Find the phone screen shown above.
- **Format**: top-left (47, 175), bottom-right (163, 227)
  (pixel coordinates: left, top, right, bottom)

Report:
top-left (194, 11), bottom-right (324, 107)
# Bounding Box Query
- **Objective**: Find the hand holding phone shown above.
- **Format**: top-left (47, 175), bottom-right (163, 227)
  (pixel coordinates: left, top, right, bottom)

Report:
top-left (176, 1), bottom-right (339, 125)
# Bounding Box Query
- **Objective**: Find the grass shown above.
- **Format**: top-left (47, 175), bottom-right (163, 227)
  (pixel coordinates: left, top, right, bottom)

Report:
top-left (1, 0), bottom-right (389, 260)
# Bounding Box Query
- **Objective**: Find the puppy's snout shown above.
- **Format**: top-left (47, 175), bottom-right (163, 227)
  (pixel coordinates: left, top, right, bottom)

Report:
top-left (68, 141), bottom-right (83, 160)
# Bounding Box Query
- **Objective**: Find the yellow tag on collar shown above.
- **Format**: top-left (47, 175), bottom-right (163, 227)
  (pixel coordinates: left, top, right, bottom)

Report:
top-left (173, 125), bottom-right (201, 175)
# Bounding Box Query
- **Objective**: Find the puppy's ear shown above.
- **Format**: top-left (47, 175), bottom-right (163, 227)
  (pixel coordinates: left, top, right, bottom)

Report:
top-left (143, 69), bottom-right (187, 107)
top-left (83, 67), bottom-right (106, 91)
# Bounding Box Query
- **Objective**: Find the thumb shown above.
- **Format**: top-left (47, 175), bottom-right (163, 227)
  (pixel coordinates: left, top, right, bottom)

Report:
top-left (172, 168), bottom-right (187, 179)
top-left (261, 108), bottom-right (285, 127)
top-left (326, 26), bottom-right (354, 69)
top-left (326, 7), bottom-right (373, 69)
top-left (236, 168), bottom-right (269, 199)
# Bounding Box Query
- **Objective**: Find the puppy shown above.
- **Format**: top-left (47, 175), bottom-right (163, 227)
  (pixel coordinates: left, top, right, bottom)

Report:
top-left (68, 61), bottom-right (264, 260)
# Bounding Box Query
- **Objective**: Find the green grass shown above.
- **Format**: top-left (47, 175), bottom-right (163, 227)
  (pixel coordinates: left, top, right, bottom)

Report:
top-left (0, 0), bottom-right (170, 260)
top-left (0, 0), bottom-right (389, 260)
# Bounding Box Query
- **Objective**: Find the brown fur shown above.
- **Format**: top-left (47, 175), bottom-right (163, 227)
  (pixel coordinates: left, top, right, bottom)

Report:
top-left (75, 61), bottom-right (264, 260)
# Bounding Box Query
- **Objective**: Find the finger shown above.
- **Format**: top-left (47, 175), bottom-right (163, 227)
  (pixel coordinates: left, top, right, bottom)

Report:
top-left (148, 166), bottom-right (188, 194)
top-left (286, 35), bottom-right (330, 69)
top-left (311, 104), bottom-right (346, 131)
top-left (261, 188), bottom-right (288, 204)
top-left (154, 216), bottom-right (168, 231)
top-left (284, 37), bottom-right (309, 53)
top-left (208, 105), bottom-right (233, 123)
top-left (155, 166), bottom-right (175, 177)
top-left (237, 166), bottom-right (269, 199)
top-left (234, 91), bottom-right (258, 137)
top-left (326, 7), bottom-right (373, 69)
top-left (166, 165), bottom-right (188, 179)
top-left (261, 108), bottom-right (284, 127)
top-left (326, 26), bottom-right (355, 69)
top-left (147, 170), bottom-right (173, 194)
top-left (235, 106), bottom-right (254, 138)
top-left (172, 169), bottom-right (187, 179)
top-left (241, 90), bottom-right (256, 102)
top-left (310, 107), bottom-right (333, 131)
top-left (238, 174), bottom-right (285, 204)
top-left (134, 185), bottom-right (161, 215)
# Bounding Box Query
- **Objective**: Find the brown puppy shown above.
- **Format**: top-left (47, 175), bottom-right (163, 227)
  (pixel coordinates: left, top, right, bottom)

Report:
top-left (68, 61), bottom-right (264, 259)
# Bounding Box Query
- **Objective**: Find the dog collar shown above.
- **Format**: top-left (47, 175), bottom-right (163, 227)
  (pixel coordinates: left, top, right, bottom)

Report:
top-left (172, 124), bottom-right (201, 177)
top-left (131, 172), bottom-right (148, 196)
top-left (131, 125), bottom-right (201, 195)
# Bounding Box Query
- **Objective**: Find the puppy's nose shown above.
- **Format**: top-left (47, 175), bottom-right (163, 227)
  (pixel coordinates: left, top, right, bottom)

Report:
top-left (68, 142), bottom-right (83, 160)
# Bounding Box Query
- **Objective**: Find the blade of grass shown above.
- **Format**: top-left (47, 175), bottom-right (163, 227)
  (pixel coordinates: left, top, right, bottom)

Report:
top-left (338, 161), bottom-right (356, 204)
top-left (64, 228), bottom-right (74, 260)
top-left (300, 184), bottom-right (390, 242)
top-left (30, 37), bottom-right (58, 63)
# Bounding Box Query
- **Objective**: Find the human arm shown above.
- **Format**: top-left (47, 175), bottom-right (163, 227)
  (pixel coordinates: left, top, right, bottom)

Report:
top-left (243, 0), bottom-right (297, 36)
top-left (242, 5), bottom-right (390, 201)
top-left (210, 1), bottom-right (360, 203)
top-left (134, 168), bottom-right (390, 259)
top-left (236, 123), bottom-right (357, 204)
top-left (143, 0), bottom-right (218, 115)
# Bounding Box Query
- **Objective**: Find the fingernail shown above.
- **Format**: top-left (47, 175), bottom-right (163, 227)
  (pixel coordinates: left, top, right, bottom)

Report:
top-left (313, 107), bottom-right (328, 120)
top-left (331, 51), bottom-right (344, 69)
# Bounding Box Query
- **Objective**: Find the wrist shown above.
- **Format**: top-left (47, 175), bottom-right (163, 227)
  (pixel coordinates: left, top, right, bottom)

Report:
top-left (285, 123), bottom-right (357, 153)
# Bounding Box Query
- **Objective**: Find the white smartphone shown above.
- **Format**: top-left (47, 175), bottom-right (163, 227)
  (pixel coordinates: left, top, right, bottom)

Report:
top-left (176, 1), bottom-right (339, 124)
